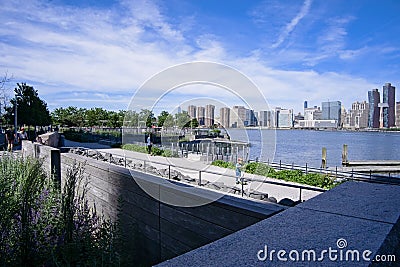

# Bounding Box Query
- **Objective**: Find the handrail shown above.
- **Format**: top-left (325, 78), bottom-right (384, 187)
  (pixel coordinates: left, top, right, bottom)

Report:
top-left (247, 159), bottom-right (400, 185)
top-left (69, 147), bottom-right (329, 202)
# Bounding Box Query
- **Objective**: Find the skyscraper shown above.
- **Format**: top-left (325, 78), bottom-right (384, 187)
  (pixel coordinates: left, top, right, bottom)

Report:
top-left (205, 104), bottom-right (215, 127)
top-left (349, 101), bottom-right (369, 128)
top-left (304, 101), bottom-right (308, 109)
top-left (396, 102), bottom-right (400, 127)
top-left (322, 101), bottom-right (342, 127)
top-left (220, 107), bottom-right (230, 128)
top-left (275, 108), bottom-right (293, 128)
top-left (368, 89), bottom-right (380, 128)
top-left (196, 106), bottom-right (205, 126)
top-left (231, 106), bottom-right (247, 128)
top-left (259, 111), bottom-right (273, 127)
top-left (382, 83), bottom-right (396, 128)
top-left (187, 105), bottom-right (196, 119)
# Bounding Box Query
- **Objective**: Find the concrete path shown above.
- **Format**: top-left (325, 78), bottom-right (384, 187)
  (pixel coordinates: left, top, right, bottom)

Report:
top-left (64, 139), bottom-right (111, 149)
top-left (63, 140), bottom-right (322, 202)
top-left (95, 147), bottom-right (322, 202)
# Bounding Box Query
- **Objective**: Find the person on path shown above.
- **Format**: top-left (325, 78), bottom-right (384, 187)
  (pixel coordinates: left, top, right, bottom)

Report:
top-left (18, 127), bottom-right (28, 144)
top-left (5, 128), bottom-right (15, 152)
top-left (235, 158), bottom-right (243, 184)
top-left (147, 135), bottom-right (152, 155)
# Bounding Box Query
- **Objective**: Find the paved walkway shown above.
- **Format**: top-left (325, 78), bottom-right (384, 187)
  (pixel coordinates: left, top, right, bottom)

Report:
top-left (64, 140), bottom-right (322, 202)
top-left (64, 139), bottom-right (111, 149)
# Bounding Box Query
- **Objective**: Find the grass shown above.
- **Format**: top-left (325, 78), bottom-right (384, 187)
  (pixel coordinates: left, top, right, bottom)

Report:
top-left (122, 143), bottom-right (178, 157)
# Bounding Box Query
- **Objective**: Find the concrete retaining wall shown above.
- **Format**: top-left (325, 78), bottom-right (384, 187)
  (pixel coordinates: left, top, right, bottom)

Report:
top-left (22, 142), bottom-right (284, 265)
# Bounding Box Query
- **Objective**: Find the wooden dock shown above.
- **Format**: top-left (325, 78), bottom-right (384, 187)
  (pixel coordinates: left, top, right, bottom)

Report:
top-left (342, 161), bottom-right (400, 173)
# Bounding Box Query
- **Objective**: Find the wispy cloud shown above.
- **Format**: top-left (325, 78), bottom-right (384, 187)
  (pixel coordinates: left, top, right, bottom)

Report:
top-left (271, 0), bottom-right (312, 48)
top-left (0, 0), bottom-right (394, 113)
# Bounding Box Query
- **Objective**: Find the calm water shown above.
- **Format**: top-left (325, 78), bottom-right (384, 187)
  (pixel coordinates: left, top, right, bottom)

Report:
top-left (228, 129), bottom-right (400, 168)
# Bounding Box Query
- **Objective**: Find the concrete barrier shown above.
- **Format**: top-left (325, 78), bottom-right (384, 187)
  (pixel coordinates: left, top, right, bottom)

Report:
top-left (21, 142), bottom-right (284, 265)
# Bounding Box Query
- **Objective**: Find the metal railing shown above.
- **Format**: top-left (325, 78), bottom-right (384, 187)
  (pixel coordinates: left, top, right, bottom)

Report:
top-left (68, 147), bottom-right (327, 203)
top-left (249, 159), bottom-right (400, 185)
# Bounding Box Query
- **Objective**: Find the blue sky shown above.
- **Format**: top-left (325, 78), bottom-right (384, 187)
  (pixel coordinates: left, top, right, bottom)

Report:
top-left (0, 0), bottom-right (399, 114)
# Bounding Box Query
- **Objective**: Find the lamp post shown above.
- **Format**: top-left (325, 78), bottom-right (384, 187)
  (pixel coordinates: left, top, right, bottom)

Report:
top-left (14, 93), bottom-right (22, 140)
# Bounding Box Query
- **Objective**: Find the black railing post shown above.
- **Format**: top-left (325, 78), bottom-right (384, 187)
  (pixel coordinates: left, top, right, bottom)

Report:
top-left (279, 160), bottom-right (282, 170)
top-left (305, 163), bottom-right (308, 174)
top-left (299, 188), bottom-right (302, 202)
top-left (241, 180), bottom-right (244, 197)
top-left (168, 165), bottom-right (171, 180)
top-left (198, 171), bottom-right (202, 186)
top-left (335, 166), bottom-right (338, 179)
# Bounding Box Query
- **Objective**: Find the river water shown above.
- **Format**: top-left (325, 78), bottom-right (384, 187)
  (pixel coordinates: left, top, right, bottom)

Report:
top-left (228, 129), bottom-right (400, 168)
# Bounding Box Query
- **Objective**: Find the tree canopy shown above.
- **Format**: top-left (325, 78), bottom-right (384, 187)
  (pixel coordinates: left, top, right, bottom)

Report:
top-left (5, 83), bottom-right (51, 127)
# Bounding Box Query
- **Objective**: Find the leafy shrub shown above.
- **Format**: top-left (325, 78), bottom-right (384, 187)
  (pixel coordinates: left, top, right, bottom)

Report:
top-left (122, 143), bottom-right (148, 153)
top-left (122, 143), bottom-right (177, 157)
top-left (0, 156), bottom-right (123, 266)
top-left (211, 160), bottom-right (235, 169)
top-left (212, 161), bottom-right (339, 189)
top-left (244, 162), bottom-right (276, 176)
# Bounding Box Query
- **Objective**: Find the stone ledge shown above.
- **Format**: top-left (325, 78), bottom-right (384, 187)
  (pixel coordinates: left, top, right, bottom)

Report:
top-left (156, 181), bottom-right (400, 267)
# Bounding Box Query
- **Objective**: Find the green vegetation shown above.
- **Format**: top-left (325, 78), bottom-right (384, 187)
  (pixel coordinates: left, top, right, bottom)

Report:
top-left (211, 160), bottom-right (236, 169)
top-left (214, 161), bottom-right (339, 189)
top-left (4, 83), bottom-right (51, 127)
top-left (122, 144), bottom-right (177, 157)
top-left (0, 156), bottom-right (126, 266)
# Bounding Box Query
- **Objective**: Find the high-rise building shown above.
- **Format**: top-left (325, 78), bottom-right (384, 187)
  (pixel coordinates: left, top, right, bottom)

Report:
top-left (322, 101), bottom-right (341, 127)
top-left (231, 106), bottom-right (247, 128)
top-left (396, 102), bottom-right (400, 127)
top-left (259, 111), bottom-right (273, 127)
top-left (304, 101), bottom-right (308, 109)
top-left (246, 109), bottom-right (257, 126)
top-left (368, 89), bottom-right (380, 128)
top-left (382, 83), bottom-right (396, 128)
top-left (187, 105), bottom-right (196, 119)
top-left (349, 101), bottom-right (369, 129)
top-left (275, 107), bottom-right (293, 128)
top-left (196, 106), bottom-right (205, 126)
top-left (304, 106), bottom-right (322, 120)
top-left (205, 104), bottom-right (215, 127)
top-left (219, 107), bottom-right (230, 128)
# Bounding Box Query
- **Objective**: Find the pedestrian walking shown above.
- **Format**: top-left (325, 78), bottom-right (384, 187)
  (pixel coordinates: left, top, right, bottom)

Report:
top-left (147, 135), bottom-right (152, 155)
top-left (236, 158), bottom-right (243, 184)
top-left (5, 128), bottom-right (15, 152)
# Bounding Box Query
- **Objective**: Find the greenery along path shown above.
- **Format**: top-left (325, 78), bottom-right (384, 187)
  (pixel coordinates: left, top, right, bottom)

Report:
top-left (0, 155), bottom-right (132, 267)
top-left (211, 160), bottom-right (340, 189)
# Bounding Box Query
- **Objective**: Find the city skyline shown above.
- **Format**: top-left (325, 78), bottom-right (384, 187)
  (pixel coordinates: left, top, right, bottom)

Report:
top-left (1, 1), bottom-right (400, 113)
top-left (173, 82), bottom-right (398, 129)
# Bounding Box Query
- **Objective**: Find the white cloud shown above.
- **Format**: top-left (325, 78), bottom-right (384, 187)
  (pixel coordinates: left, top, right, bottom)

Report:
top-left (0, 0), bottom-right (388, 114)
top-left (271, 0), bottom-right (312, 48)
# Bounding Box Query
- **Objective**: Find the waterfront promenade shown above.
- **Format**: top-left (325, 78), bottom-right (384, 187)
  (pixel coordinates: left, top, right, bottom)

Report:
top-left (63, 140), bottom-right (322, 202)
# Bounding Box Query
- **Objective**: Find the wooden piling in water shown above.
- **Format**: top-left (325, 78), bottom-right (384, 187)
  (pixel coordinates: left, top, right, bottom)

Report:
top-left (321, 147), bottom-right (327, 169)
top-left (342, 144), bottom-right (348, 166)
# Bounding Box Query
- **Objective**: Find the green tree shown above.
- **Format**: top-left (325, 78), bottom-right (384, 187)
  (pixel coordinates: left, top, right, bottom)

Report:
top-left (187, 118), bottom-right (199, 128)
top-left (139, 109), bottom-right (155, 128)
top-left (175, 111), bottom-right (190, 129)
top-left (157, 111), bottom-right (170, 127)
top-left (6, 83), bottom-right (51, 127)
top-left (107, 110), bottom-right (125, 128)
top-left (124, 110), bottom-right (139, 127)
top-left (51, 106), bottom-right (86, 127)
top-left (163, 114), bottom-right (175, 128)
top-left (85, 107), bottom-right (109, 127)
